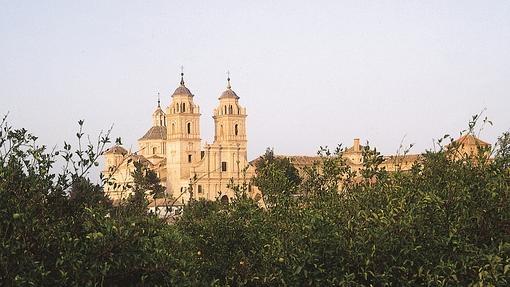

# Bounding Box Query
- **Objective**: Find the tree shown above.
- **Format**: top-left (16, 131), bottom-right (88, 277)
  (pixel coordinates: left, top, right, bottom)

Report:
top-left (252, 148), bottom-right (301, 207)
top-left (125, 161), bottom-right (165, 215)
top-left (1, 115), bottom-right (509, 286)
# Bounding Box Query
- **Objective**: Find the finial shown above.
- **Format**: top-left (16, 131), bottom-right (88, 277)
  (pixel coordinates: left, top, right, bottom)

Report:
top-left (157, 92), bottom-right (161, 108)
top-left (226, 70), bottom-right (231, 89)
top-left (180, 65), bottom-right (185, 86)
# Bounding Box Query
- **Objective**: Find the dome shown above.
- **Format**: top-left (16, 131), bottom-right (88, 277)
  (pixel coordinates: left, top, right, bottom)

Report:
top-left (172, 85), bottom-right (193, 97)
top-left (139, 126), bottom-right (167, 140)
top-left (172, 72), bottom-right (193, 97)
top-left (104, 145), bottom-right (128, 155)
top-left (219, 88), bottom-right (239, 100)
top-left (453, 134), bottom-right (490, 147)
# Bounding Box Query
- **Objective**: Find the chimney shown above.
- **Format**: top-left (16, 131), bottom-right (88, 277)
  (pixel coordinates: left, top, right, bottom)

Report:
top-left (354, 138), bottom-right (360, 152)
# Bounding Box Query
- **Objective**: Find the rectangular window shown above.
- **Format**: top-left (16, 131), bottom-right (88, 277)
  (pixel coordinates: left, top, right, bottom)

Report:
top-left (198, 185), bottom-right (203, 193)
top-left (188, 154), bottom-right (192, 163)
top-left (221, 161), bottom-right (227, 172)
top-left (201, 151), bottom-right (205, 159)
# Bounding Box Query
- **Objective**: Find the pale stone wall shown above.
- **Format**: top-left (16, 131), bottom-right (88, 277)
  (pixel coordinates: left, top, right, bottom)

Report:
top-left (102, 75), bottom-right (261, 204)
top-left (102, 75), bottom-right (490, 205)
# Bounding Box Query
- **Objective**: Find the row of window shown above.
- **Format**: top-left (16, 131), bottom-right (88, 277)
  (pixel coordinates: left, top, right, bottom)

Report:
top-left (187, 154), bottom-right (227, 173)
top-left (170, 122), bottom-right (193, 135)
top-left (195, 184), bottom-right (253, 195)
top-left (186, 152), bottom-right (205, 163)
top-left (221, 104), bottom-right (240, 115)
top-left (149, 144), bottom-right (166, 155)
top-left (174, 102), bottom-right (190, 113)
top-left (218, 124), bottom-right (240, 136)
top-left (167, 102), bottom-right (243, 116)
top-left (167, 123), bottom-right (241, 136)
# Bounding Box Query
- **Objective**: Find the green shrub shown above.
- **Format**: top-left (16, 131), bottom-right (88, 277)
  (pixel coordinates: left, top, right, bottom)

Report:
top-left (1, 116), bottom-right (508, 286)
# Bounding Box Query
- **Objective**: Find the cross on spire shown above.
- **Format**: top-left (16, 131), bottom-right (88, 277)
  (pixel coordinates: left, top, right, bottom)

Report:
top-left (180, 65), bottom-right (185, 86)
top-left (226, 70), bottom-right (231, 89)
top-left (157, 92), bottom-right (161, 108)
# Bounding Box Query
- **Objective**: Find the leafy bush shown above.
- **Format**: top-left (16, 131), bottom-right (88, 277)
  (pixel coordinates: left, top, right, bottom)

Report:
top-left (0, 116), bottom-right (509, 286)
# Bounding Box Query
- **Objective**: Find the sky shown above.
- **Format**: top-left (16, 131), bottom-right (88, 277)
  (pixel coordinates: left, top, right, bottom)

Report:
top-left (1, 1), bottom-right (509, 180)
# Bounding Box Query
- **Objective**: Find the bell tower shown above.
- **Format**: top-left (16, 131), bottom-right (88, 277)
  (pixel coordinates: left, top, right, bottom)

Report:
top-left (213, 75), bottom-right (247, 148)
top-left (210, 75), bottom-right (249, 182)
top-left (165, 71), bottom-right (201, 197)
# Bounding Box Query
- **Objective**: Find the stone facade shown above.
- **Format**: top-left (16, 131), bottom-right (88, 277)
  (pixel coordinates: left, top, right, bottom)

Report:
top-left (103, 73), bottom-right (258, 204)
top-left (103, 73), bottom-right (491, 204)
top-left (266, 135), bottom-right (491, 177)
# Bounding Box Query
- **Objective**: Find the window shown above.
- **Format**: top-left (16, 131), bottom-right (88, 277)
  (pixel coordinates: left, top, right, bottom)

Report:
top-left (153, 147), bottom-right (157, 154)
top-left (188, 154), bottom-right (192, 163)
top-left (234, 124), bottom-right (238, 136)
top-left (201, 151), bottom-right (205, 159)
top-left (221, 161), bottom-right (227, 172)
top-left (187, 122), bottom-right (191, 134)
top-left (182, 103), bottom-right (185, 112)
top-left (171, 123), bottom-right (175, 134)
top-left (198, 185), bottom-right (203, 193)
top-left (229, 105), bottom-right (233, 114)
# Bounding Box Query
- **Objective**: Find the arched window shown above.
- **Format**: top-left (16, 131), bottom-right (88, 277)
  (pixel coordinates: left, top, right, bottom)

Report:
top-left (229, 105), bottom-right (233, 114)
top-left (176, 103), bottom-right (180, 112)
top-left (182, 103), bottom-right (185, 112)
top-left (234, 124), bottom-right (238, 136)
top-left (224, 106), bottom-right (227, 115)
top-left (187, 122), bottom-right (191, 134)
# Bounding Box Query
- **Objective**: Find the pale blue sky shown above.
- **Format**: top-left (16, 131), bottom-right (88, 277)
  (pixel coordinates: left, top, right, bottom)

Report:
top-left (1, 1), bottom-right (509, 177)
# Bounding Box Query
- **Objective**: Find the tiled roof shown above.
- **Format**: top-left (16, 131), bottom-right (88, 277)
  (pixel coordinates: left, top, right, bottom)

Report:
top-left (129, 154), bottom-right (152, 166)
top-left (383, 154), bottom-right (421, 164)
top-left (219, 88), bottom-right (239, 100)
top-left (251, 153), bottom-right (423, 170)
top-left (172, 85), bottom-right (192, 97)
top-left (285, 156), bottom-right (321, 167)
top-left (139, 126), bottom-right (167, 141)
top-left (104, 145), bottom-right (128, 155)
top-left (250, 155), bottom-right (320, 169)
top-left (148, 197), bottom-right (184, 208)
top-left (453, 134), bottom-right (490, 147)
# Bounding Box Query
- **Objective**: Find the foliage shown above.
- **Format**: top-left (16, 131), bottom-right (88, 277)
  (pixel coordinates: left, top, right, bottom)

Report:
top-left (124, 161), bottom-right (166, 215)
top-left (0, 116), bottom-right (509, 286)
top-left (253, 148), bottom-right (301, 206)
